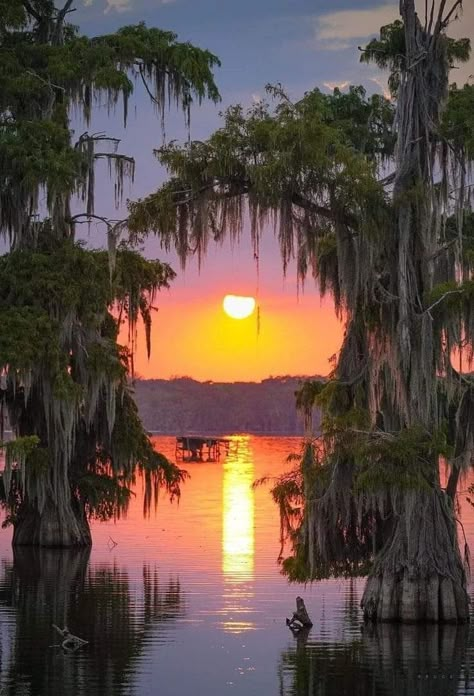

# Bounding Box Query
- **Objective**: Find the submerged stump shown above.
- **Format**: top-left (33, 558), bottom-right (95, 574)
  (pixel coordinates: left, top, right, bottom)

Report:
top-left (286, 597), bottom-right (313, 631)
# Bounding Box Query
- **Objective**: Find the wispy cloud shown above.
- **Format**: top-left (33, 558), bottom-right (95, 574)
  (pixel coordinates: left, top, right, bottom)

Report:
top-left (323, 81), bottom-right (350, 92)
top-left (104, 0), bottom-right (132, 13)
top-left (314, 4), bottom-right (396, 50)
top-left (83, 0), bottom-right (176, 14)
top-left (370, 76), bottom-right (392, 100)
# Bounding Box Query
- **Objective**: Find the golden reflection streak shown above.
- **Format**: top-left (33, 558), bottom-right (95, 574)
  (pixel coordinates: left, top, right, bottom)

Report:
top-left (222, 437), bottom-right (255, 582)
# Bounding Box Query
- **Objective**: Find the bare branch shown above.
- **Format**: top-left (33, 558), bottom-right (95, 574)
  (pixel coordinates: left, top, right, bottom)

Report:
top-left (424, 289), bottom-right (464, 316)
top-left (52, 0), bottom-right (75, 45)
top-left (75, 132), bottom-right (121, 148)
top-left (441, 0), bottom-right (463, 29)
top-left (378, 172), bottom-right (397, 187)
top-left (435, 0), bottom-right (450, 34)
top-left (68, 213), bottom-right (127, 228)
top-left (25, 70), bottom-right (65, 93)
top-left (427, 0), bottom-right (436, 35)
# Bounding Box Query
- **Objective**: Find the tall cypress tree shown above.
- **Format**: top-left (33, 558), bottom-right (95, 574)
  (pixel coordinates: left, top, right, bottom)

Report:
top-left (0, 1), bottom-right (220, 546)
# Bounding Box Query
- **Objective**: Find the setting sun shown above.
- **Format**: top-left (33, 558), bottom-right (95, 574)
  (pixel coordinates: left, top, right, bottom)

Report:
top-left (223, 294), bottom-right (256, 320)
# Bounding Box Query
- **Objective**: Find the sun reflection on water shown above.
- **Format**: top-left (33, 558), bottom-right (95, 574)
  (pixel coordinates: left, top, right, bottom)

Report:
top-left (222, 437), bottom-right (255, 580)
top-left (221, 437), bottom-right (256, 632)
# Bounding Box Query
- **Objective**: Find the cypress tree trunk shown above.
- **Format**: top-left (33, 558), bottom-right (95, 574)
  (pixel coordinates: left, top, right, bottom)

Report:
top-left (12, 497), bottom-right (91, 547)
top-left (361, 489), bottom-right (469, 622)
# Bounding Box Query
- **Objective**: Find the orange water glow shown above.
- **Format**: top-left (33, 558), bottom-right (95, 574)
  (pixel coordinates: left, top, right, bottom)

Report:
top-left (86, 436), bottom-right (474, 638)
top-left (89, 436), bottom-right (286, 633)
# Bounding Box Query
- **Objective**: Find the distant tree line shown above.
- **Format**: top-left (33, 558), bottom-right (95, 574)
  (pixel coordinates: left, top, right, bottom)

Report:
top-left (133, 377), bottom-right (322, 435)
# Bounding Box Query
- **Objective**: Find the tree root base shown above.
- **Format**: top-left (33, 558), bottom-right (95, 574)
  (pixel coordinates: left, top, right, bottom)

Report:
top-left (12, 500), bottom-right (92, 548)
top-left (362, 572), bottom-right (470, 624)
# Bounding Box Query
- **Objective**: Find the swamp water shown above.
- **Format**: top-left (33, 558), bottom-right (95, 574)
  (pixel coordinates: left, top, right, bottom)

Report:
top-left (0, 436), bottom-right (473, 695)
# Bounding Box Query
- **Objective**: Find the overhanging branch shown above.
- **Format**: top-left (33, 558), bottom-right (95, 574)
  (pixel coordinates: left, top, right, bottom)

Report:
top-left (291, 193), bottom-right (360, 232)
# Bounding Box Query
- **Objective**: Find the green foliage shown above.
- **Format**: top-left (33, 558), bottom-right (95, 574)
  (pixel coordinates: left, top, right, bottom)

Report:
top-left (0, 3), bottom-right (220, 246)
top-left (129, 84), bottom-right (392, 286)
top-left (0, 240), bottom-right (173, 375)
top-left (0, 238), bottom-right (182, 524)
top-left (428, 279), bottom-right (474, 314)
top-left (0, 2), bottom-right (218, 536)
top-left (353, 426), bottom-right (452, 494)
top-left (441, 84), bottom-right (474, 157)
top-left (282, 550), bottom-right (371, 582)
top-left (2, 436), bottom-right (41, 460)
top-left (77, 472), bottom-right (133, 522)
top-left (295, 379), bottom-right (325, 429)
top-left (106, 388), bottom-right (187, 514)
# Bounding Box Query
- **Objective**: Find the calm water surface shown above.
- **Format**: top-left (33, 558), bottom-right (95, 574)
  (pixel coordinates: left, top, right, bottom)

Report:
top-left (0, 436), bottom-right (474, 695)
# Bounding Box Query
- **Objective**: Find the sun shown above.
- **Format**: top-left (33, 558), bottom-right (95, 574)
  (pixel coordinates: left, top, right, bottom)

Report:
top-left (223, 294), bottom-right (256, 320)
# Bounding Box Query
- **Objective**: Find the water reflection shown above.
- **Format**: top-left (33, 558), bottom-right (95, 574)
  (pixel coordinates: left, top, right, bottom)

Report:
top-left (279, 622), bottom-right (472, 696)
top-left (0, 548), bottom-right (184, 695)
top-left (222, 437), bottom-right (255, 581)
top-left (221, 437), bottom-right (256, 633)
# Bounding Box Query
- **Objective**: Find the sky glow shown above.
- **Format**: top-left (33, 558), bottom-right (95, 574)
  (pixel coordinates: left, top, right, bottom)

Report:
top-left (78, 1), bottom-right (473, 381)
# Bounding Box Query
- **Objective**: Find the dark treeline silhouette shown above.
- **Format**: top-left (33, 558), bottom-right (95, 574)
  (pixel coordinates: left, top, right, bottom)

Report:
top-left (133, 376), bottom-right (323, 435)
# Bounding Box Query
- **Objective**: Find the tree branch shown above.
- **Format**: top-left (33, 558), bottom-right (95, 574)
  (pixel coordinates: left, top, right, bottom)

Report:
top-left (427, 0), bottom-right (436, 36)
top-left (68, 213), bottom-right (127, 229)
top-left (424, 289), bottom-right (464, 316)
top-left (57, 0), bottom-right (75, 16)
top-left (94, 153), bottom-right (135, 165)
top-left (429, 237), bottom-right (458, 260)
top-left (291, 193), bottom-right (360, 232)
top-left (25, 70), bottom-right (65, 93)
top-left (139, 64), bottom-right (162, 108)
top-left (441, 1), bottom-right (463, 29)
top-left (21, 0), bottom-right (41, 22)
top-left (52, 0), bottom-right (75, 45)
top-left (75, 132), bottom-right (121, 148)
top-left (378, 171), bottom-right (397, 187)
top-left (435, 0), bottom-right (450, 34)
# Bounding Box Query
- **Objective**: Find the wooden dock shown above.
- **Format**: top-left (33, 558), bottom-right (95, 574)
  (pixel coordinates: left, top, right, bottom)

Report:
top-left (175, 436), bottom-right (231, 462)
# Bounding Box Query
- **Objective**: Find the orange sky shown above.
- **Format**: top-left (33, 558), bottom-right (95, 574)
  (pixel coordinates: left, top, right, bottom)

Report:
top-left (123, 228), bottom-right (345, 382)
top-left (129, 283), bottom-right (343, 382)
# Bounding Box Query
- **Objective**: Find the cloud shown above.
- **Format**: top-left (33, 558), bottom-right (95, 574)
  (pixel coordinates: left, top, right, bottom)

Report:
top-left (314, 4), bottom-right (396, 50)
top-left (104, 0), bottom-right (132, 13)
top-left (103, 0), bottom-right (176, 13)
top-left (314, 1), bottom-right (474, 84)
top-left (323, 81), bottom-right (350, 92)
top-left (369, 76), bottom-right (392, 100)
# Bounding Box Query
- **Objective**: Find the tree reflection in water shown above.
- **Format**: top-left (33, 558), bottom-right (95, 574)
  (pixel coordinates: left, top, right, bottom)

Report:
top-left (278, 621), bottom-right (471, 696)
top-left (0, 548), bottom-right (184, 695)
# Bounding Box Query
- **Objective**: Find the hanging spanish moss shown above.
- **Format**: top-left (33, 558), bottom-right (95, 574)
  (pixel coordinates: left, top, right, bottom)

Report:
top-left (0, 1), bottom-right (219, 546)
top-left (128, 1), bottom-right (474, 622)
